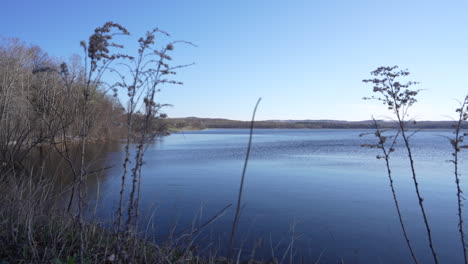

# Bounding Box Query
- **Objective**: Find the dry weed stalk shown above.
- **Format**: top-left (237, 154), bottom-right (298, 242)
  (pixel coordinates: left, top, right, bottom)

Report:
top-left (361, 118), bottom-right (418, 263)
top-left (228, 97), bottom-right (261, 262)
top-left (363, 66), bottom-right (438, 264)
top-left (450, 95), bottom-right (468, 264)
top-left (77, 22), bottom-right (130, 262)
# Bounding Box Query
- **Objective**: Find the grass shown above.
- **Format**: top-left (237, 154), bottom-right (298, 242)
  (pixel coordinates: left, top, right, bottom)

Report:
top-left (0, 171), bottom-right (234, 264)
top-left (0, 168), bottom-right (289, 264)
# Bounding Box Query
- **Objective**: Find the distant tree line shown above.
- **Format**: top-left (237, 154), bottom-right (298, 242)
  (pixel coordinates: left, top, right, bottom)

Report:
top-left (167, 117), bottom-right (462, 130)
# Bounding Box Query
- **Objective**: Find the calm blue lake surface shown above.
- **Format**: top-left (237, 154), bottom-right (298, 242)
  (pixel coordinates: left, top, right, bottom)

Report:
top-left (89, 129), bottom-right (468, 263)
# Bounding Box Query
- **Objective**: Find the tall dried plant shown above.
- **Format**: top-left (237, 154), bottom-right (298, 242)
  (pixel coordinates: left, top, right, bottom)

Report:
top-left (361, 118), bottom-right (418, 263)
top-left (77, 22), bottom-right (130, 262)
top-left (450, 95), bottom-right (468, 264)
top-left (109, 29), bottom-right (194, 235)
top-left (228, 98), bottom-right (261, 262)
top-left (363, 66), bottom-right (439, 264)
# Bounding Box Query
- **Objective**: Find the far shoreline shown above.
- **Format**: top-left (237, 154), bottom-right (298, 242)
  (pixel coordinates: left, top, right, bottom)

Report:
top-left (167, 117), bottom-right (463, 130)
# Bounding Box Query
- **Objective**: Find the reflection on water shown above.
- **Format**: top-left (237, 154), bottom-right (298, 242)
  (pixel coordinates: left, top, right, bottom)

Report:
top-left (26, 142), bottom-right (123, 210)
top-left (50, 129), bottom-right (468, 263)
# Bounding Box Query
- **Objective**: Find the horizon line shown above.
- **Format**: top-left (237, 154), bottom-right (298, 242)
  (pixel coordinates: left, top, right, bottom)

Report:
top-left (167, 116), bottom-right (458, 123)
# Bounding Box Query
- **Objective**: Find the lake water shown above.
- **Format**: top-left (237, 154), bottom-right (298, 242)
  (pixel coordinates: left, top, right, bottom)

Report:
top-left (85, 129), bottom-right (468, 263)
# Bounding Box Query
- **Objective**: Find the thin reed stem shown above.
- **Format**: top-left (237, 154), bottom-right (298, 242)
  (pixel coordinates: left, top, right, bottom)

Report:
top-left (228, 97), bottom-right (261, 262)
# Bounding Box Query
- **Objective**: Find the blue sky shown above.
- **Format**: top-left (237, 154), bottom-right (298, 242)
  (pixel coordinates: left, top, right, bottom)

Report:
top-left (1, 0), bottom-right (467, 121)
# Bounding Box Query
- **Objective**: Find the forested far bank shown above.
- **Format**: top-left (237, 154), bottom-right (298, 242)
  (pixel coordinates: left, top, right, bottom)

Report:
top-left (166, 117), bottom-right (462, 130)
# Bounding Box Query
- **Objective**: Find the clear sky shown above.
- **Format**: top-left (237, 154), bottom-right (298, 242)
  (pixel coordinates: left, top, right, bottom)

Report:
top-left (1, 0), bottom-right (467, 121)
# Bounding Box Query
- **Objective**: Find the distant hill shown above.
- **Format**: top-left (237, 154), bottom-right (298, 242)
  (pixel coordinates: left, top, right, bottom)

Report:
top-left (166, 117), bottom-right (460, 130)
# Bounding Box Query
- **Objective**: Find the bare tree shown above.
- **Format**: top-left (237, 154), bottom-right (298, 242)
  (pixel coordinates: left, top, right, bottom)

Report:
top-left (0, 40), bottom-right (45, 173)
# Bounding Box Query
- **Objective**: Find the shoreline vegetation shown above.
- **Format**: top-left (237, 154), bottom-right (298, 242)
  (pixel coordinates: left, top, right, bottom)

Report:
top-left (0, 23), bottom-right (227, 264)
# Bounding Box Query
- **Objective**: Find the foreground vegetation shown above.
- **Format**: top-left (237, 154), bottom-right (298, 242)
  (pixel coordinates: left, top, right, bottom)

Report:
top-left (0, 22), bottom-right (272, 264)
top-left (362, 66), bottom-right (468, 264)
top-left (0, 23), bottom-right (208, 264)
top-left (0, 172), bottom-right (224, 263)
